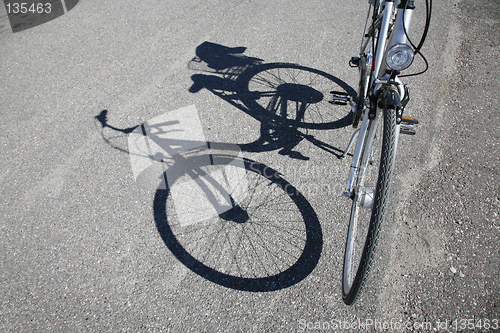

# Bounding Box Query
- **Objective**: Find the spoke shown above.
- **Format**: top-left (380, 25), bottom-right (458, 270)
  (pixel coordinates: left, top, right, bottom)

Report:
top-left (285, 68), bottom-right (300, 83)
top-left (307, 72), bottom-right (321, 87)
top-left (251, 70), bottom-right (286, 89)
top-left (243, 226), bottom-right (273, 276)
top-left (247, 179), bottom-right (280, 207)
top-left (219, 221), bottom-right (237, 274)
top-left (250, 73), bottom-right (280, 89)
top-left (239, 172), bottom-right (270, 211)
top-left (175, 222), bottom-right (224, 246)
top-left (199, 219), bottom-right (227, 265)
top-left (313, 103), bottom-right (326, 123)
top-left (234, 226), bottom-right (255, 277)
top-left (244, 191), bottom-right (292, 211)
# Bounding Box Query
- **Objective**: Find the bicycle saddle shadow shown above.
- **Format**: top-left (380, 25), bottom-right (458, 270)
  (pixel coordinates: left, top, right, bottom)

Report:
top-left (192, 41), bottom-right (263, 72)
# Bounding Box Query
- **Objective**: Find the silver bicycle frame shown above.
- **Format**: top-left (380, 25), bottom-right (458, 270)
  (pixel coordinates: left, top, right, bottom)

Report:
top-left (345, 0), bottom-right (413, 195)
top-left (373, 1), bottom-right (394, 79)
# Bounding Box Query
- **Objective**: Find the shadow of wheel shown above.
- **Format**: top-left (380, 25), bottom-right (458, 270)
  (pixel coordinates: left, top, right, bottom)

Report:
top-left (237, 63), bottom-right (355, 129)
top-left (154, 154), bottom-right (322, 292)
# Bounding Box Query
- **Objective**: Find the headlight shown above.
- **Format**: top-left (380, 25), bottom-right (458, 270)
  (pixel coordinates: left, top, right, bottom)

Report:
top-left (386, 44), bottom-right (414, 71)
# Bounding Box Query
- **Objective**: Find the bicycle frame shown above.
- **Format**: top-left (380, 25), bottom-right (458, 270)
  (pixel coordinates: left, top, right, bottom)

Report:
top-left (344, 0), bottom-right (414, 195)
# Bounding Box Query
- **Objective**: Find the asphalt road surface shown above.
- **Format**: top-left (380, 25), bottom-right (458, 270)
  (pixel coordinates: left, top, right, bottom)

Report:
top-left (1, 0), bottom-right (498, 331)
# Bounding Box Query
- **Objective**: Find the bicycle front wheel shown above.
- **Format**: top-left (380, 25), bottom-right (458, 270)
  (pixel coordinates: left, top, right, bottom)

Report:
top-left (342, 100), bottom-right (397, 305)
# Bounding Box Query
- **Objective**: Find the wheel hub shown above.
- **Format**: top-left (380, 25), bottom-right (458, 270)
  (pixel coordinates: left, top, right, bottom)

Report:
top-left (355, 187), bottom-right (375, 209)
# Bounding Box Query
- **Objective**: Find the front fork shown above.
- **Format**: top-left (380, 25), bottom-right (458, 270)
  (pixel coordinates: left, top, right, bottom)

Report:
top-left (342, 82), bottom-right (402, 197)
top-left (342, 101), bottom-right (382, 198)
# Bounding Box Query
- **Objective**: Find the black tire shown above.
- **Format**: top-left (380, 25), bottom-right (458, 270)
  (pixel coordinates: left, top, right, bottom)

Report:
top-left (342, 95), bottom-right (398, 305)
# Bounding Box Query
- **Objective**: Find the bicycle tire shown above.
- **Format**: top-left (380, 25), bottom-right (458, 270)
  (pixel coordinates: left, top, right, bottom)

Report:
top-left (342, 96), bottom-right (397, 305)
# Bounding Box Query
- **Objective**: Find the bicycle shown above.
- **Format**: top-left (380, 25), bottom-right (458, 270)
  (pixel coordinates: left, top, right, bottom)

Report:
top-left (330, 0), bottom-right (432, 305)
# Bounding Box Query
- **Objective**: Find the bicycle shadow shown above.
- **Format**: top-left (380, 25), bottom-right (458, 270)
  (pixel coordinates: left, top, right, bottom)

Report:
top-left (95, 43), bottom-right (355, 292)
top-left (96, 107), bottom-right (323, 292)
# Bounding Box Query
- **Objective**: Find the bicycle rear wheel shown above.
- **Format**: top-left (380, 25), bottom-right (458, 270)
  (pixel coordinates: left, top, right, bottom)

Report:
top-left (342, 98), bottom-right (397, 305)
